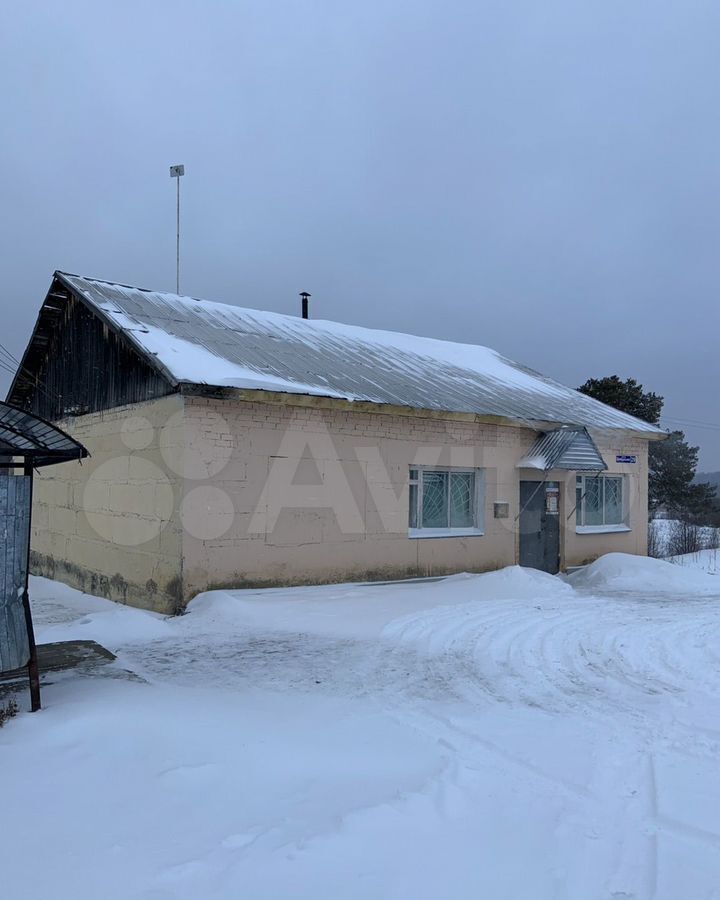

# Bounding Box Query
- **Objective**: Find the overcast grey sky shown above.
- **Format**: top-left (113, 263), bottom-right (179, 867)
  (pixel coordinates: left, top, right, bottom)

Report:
top-left (1, 1), bottom-right (719, 467)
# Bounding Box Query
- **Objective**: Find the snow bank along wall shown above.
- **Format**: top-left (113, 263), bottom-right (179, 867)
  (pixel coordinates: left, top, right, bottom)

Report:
top-left (29, 390), bottom-right (649, 613)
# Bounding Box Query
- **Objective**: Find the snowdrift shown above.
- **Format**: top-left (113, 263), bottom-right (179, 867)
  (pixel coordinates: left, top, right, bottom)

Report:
top-left (568, 552), bottom-right (720, 595)
top-left (184, 568), bottom-right (574, 641)
top-left (667, 548), bottom-right (720, 576)
top-left (460, 565), bottom-right (574, 602)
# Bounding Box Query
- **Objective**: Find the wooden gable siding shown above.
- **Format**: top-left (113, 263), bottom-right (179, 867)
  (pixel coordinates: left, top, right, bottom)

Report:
top-left (19, 292), bottom-right (174, 421)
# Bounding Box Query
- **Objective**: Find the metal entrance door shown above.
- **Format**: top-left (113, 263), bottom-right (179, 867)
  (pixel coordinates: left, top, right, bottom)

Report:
top-left (519, 480), bottom-right (560, 574)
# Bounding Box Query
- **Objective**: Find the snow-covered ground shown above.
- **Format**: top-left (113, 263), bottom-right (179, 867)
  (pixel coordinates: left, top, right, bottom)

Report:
top-left (667, 548), bottom-right (720, 576)
top-left (3, 555), bottom-right (720, 899)
top-left (649, 517), bottom-right (720, 558)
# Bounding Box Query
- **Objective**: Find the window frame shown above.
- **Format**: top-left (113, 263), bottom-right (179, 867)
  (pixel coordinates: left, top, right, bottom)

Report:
top-left (575, 473), bottom-right (630, 534)
top-left (408, 466), bottom-right (485, 539)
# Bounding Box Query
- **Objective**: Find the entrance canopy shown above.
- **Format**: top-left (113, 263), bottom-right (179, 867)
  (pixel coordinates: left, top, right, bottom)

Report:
top-left (0, 401), bottom-right (88, 467)
top-left (517, 426), bottom-right (607, 473)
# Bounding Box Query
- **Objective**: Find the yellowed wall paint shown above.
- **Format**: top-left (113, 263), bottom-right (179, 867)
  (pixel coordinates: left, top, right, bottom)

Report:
top-left (31, 391), bottom-right (650, 612)
top-left (31, 394), bottom-right (185, 612)
top-left (179, 398), bottom-right (650, 596)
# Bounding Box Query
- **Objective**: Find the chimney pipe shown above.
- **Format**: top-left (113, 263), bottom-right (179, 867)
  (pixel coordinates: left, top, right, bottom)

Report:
top-left (299, 291), bottom-right (311, 319)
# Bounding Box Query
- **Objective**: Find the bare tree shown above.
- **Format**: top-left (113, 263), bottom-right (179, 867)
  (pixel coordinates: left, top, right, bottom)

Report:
top-left (647, 520), bottom-right (662, 558)
top-left (667, 520), bottom-right (702, 557)
top-left (706, 526), bottom-right (720, 551)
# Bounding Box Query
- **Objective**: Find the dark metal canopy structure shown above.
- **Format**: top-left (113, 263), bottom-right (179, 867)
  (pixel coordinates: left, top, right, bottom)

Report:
top-left (0, 401), bottom-right (88, 467)
top-left (0, 402), bottom-right (88, 711)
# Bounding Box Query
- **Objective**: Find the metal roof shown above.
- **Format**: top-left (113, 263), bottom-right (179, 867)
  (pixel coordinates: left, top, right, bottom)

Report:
top-left (0, 402), bottom-right (88, 467)
top-left (517, 427), bottom-right (607, 472)
top-left (29, 272), bottom-right (665, 436)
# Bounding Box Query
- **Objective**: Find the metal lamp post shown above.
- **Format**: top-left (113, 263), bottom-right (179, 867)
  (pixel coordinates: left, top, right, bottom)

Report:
top-left (169, 164), bottom-right (185, 294)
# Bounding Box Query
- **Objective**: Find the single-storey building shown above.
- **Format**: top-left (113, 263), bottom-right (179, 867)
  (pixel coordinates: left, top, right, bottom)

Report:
top-left (8, 271), bottom-right (665, 613)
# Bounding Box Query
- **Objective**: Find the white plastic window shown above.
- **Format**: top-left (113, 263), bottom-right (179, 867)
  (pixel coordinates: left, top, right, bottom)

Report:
top-left (575, 474), bottom-right (625, 527)
top-left (409, 468), bottom-right (483, 535)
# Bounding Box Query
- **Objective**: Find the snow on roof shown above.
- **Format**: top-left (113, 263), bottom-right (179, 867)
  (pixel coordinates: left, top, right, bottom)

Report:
top-left (57, 272), bottom-right (664, 435)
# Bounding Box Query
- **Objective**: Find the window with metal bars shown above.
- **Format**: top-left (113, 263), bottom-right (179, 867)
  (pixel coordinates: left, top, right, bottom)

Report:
top-left (408, 467), bottom-right (484, 535)
top-left (575, 474), bottom-right (625, 527)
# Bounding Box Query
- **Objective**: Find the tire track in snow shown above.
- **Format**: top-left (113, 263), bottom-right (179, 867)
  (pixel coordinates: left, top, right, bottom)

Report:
top-left (380, 594), bottom-right (720, 719)
top-left (375, 591), bottom-right (720, 898)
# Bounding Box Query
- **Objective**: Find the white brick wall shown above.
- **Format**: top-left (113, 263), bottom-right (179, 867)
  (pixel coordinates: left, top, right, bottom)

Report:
top-left (31, 394), bottom-right (185, 611)
top-left (180, 396), bottom-right (537, 595)
top-left (30, 389), bottom-right (652, 610)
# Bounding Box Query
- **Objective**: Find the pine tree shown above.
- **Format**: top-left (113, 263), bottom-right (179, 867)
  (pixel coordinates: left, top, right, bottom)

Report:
top-left (649, 431), bottom-right (717, 517)
top-left (577, 376), bottom-right (716, 518)
top-left (577, 376), bottom-right (663, 425)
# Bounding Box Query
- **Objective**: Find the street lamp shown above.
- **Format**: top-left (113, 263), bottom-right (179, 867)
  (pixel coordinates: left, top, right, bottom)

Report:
top-left (170, 164), bottom-right (185, 294)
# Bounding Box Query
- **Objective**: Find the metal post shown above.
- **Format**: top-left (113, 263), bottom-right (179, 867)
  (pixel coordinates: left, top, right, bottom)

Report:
top-left (176, 175), bottom-right (180, 295)
top-left (169, 164), bottom-right (185, 295)
top-left (21, 460), bottom-right (40, 712)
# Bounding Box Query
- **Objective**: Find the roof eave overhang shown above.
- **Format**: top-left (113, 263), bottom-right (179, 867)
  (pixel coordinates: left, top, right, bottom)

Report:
top-left (180, 382), bottom-right (528, 426)
top-left (580, 423), bottom-right (668, 442)
top-left (179, 384), bottom-right (668, 437)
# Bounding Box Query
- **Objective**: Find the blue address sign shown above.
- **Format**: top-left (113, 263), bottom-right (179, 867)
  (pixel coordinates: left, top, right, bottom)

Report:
top-left (616, 454), bottom-right (637, 464)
